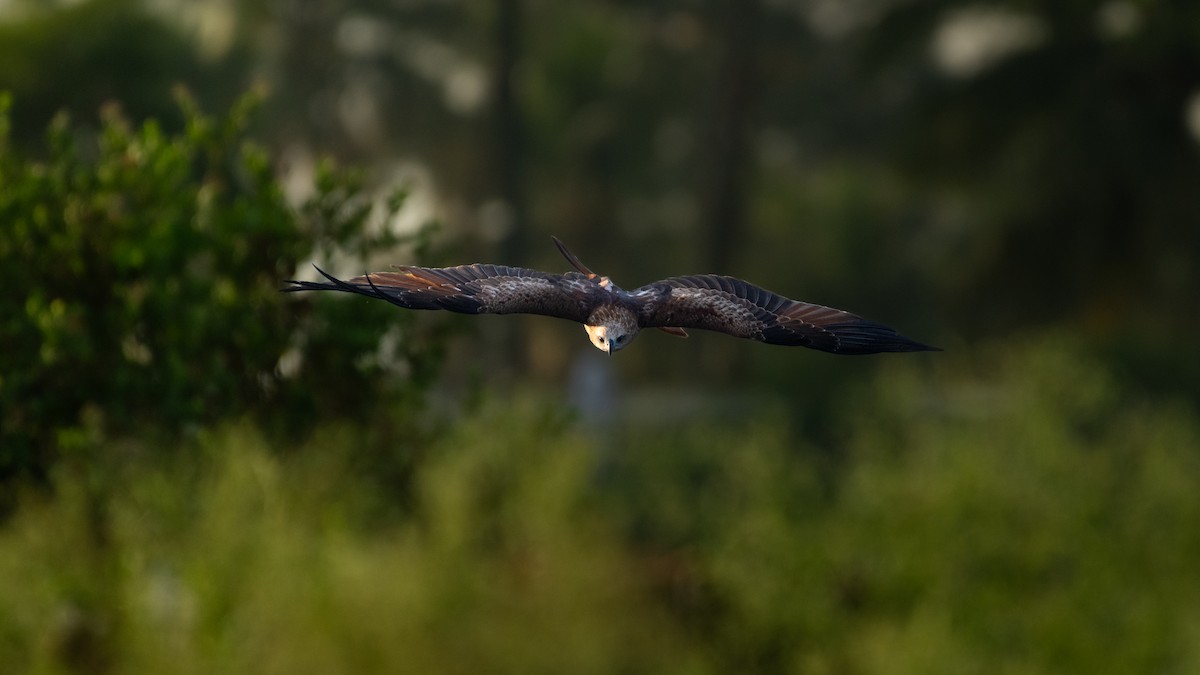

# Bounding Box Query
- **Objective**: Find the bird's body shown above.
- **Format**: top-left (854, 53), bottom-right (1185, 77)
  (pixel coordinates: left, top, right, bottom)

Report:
top-left (284, 237), bottom-right (938, 355)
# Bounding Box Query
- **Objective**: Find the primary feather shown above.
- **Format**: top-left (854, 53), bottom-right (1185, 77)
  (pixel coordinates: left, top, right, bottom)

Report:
top-left (285, 264), bottom-right (601, 323)
top-left (633, 275), bottom-right (936, 354)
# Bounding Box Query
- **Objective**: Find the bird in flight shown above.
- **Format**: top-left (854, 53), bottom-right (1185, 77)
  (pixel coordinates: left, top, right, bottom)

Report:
top-left (284, 237), bottom-right (938, 355)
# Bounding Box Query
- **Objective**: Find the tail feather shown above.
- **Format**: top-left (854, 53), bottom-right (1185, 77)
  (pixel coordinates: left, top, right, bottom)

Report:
top-left (552, 236), bottom-right (596, 277)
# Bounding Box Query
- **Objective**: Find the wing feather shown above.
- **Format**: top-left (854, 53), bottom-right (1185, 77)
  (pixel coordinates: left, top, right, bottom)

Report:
top-left (633, 275), bottom-right (937, 355)
top-left (284, 264), bottom-right (600, 324)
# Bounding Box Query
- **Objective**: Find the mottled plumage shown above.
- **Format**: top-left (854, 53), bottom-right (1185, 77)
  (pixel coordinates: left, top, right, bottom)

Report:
top-left (283, 237), bottom-right (938, 355)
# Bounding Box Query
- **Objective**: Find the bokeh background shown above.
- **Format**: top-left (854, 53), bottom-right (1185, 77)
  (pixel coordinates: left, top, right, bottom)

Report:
top-left (2, 1), bottom-right (1199, 673)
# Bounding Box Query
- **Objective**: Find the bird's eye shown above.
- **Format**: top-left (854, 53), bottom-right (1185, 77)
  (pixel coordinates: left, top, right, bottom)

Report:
top-left (616, 336), bottom-right (625, 343)
top-left (599, 336), bottom-right (606, 343)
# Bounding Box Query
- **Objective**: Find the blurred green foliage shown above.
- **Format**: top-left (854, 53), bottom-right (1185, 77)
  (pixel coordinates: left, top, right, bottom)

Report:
top-left (1, 339), bottom-right (1197, 674)
top-left (0, 0), bottom-right (245, 147)
top-left (0, 91), bottom-right (441, 490)
top-left (3, 2), bottom-right (1200, 672)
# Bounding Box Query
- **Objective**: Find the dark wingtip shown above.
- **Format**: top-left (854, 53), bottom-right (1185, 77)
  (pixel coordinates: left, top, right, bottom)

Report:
top-left (874, 339), bottom-right (942, 355)
top-left (280, 264), bottom-right (373, 296)
top-left (881, 334), bottom-right (942, 353)
top-left (858, 330), bottom-right (942, 355)
top-left (899, 335), bottom-right (943, 352)
top-left (813, 320), bottom-right (943, 355)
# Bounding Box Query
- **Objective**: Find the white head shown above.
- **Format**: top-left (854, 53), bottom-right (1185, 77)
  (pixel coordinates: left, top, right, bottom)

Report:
top-left (585, 322), bottom-right (638, 354)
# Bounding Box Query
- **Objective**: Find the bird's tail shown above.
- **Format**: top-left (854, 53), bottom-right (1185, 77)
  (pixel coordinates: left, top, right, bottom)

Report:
top-left (552, 236), bottom-right (597, 277)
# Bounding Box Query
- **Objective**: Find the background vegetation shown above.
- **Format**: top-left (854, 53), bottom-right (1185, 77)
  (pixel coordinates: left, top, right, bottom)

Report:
top-left (2, 1), bottom-right (1198, 673)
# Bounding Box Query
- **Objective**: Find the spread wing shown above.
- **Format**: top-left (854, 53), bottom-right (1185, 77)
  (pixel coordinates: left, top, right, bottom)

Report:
top-left (632, 275), bottom-right (938, 355)
top-left (284, 264), bottom-right (602, 324)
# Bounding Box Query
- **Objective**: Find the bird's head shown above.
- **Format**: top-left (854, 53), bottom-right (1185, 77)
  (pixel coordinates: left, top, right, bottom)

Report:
top-left (585, 321), bottom-right (639, 354)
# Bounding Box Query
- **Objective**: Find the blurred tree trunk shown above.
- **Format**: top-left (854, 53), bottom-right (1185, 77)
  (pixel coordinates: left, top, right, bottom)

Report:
top-left (702, 0), bottom-right (760, 275)
top-left (701, 0), bottom-right (760, 378)
top-left (491, 0), bottom-right (526, 370)
top-left (494, 0), bottom-right (527, 266)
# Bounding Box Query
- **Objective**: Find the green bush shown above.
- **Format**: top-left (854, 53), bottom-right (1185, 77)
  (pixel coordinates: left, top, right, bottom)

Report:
top-left (0, 91), bottom-right (442, 490)
top-left (1, 339), bottom-right (1197, 674)
top-left (0, 406), bottom-right (696, 675)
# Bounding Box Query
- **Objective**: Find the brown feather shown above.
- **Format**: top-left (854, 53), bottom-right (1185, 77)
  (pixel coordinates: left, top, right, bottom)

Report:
top-left (285, 263), bottom-right (602, 323)
top-left (634, 275), bottom-right (937, 354)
